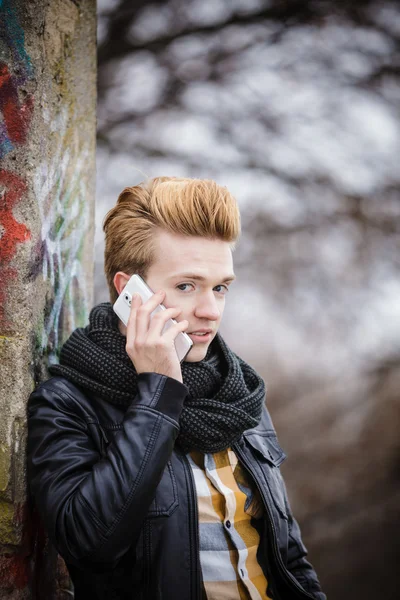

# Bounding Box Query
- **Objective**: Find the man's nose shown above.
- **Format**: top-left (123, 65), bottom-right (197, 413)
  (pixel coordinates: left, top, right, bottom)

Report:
top-left (194, 293), bottom-right (220, 321)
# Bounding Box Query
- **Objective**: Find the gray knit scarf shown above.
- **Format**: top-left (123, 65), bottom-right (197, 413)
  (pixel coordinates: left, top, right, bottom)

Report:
top-left (49, 302), bottom-right (266, 453)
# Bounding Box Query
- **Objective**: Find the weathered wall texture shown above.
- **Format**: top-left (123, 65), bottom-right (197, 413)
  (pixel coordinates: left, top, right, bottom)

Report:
top-left (0, 0), bottom-right (96, 597)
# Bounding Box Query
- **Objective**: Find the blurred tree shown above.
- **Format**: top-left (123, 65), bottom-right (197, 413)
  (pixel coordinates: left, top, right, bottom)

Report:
top-left (96, 1), bottom-right (400, 598)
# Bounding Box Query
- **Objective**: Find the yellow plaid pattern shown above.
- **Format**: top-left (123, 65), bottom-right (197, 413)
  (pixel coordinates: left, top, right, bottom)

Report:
top-left (188, 448), bottom-right (272, 600)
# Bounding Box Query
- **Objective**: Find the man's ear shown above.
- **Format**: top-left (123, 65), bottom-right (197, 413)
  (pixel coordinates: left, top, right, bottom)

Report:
top-left (113, 272), bottom-right (131, 296)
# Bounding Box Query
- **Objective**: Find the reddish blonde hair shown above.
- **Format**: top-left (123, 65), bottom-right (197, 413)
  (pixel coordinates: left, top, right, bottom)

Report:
top-left (103, 176), bottom-right (241, 303)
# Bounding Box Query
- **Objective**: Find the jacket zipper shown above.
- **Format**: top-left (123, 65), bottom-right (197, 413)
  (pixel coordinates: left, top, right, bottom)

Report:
top-left (233, 443), bottom-right (316, 600)
top-left (143, 519), bottom-right (152, 597)
top-left (181, 452), bottom-right (202, 600)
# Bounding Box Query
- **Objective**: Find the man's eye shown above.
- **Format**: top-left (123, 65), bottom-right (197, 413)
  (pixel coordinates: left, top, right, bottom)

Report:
top-left (176, 283), bottom-right (193, 292)
top-left (214, 285), bottom-right (229, 294)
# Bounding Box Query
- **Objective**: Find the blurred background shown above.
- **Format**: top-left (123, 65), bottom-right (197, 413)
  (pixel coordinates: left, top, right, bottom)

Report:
top-left (95, 1), bottom-right (400, 598)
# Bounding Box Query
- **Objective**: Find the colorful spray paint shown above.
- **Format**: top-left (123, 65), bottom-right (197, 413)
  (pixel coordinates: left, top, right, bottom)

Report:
top-left (0, 0), bottom-right (96, 597)
top-left (0, 171), bottom-right (31, 330)
top-left (32, 106), bottom-right (91, 363)
top-left (0, 0), bottom-right (34, 334)
top-left (0, 0), bottom-right (34, 160)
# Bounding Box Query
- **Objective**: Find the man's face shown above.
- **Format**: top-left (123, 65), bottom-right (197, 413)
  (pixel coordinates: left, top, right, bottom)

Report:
top-left (131, 229), bottom-right (235, 362)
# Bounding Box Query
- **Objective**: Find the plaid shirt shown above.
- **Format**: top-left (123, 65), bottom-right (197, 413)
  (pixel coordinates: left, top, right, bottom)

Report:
top-left (188, 448), bottom-right (272, 600)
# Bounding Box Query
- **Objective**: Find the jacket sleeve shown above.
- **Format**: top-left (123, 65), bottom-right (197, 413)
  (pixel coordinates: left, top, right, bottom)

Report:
top-left (282, 480), bottom-right (327, 600)
top-left (27, 373), bottom-right (188, 569)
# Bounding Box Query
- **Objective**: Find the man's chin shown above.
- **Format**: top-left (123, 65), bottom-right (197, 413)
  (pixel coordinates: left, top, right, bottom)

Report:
top-left (183, 344), bottom-right (210, 363)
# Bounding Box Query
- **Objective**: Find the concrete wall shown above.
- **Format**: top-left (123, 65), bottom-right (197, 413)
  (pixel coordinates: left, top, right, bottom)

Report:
top-left (0, 0), bottom-right (96, 597)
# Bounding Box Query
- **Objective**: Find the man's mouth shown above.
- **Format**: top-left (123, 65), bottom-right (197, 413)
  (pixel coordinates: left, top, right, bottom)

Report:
top-left (188, 330), bottom-right (213, 343)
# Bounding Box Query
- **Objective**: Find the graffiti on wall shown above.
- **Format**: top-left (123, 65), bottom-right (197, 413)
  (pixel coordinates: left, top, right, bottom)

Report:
top-left (1, 0), bottom-right (92, 596)
top-left (0, 5), bottom-right (35, 591)
top-left (0, 171), bottom-right (31, 330)
top-left (0, 0), bottom-right (34, 333)
top-left (0, 61), bottom-right (34, 157)
top-left (0, 0), bottom-right (34, 160)
top-left (0, 0), bottom-right (91, 354)
top-left (31, 105), bottom-right (91, 362)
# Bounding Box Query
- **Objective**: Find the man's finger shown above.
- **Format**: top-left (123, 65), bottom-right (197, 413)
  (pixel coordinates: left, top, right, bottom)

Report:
top-left (148, 306), bottom-right (182, 338)
top-left (163, 319), bottom-right (189, 343)
top-left (126, 292), bottom-right (141, 341)
top-left (135, 290), bottom-right (165, 340)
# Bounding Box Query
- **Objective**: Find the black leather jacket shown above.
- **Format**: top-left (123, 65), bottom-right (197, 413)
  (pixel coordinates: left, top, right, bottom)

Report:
top-left (27, 374), bottom-right (326, 600)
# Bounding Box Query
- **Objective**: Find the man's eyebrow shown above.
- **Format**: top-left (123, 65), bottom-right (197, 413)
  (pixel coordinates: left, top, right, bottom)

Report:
top-left (168, 272), bottom-right (236, 283)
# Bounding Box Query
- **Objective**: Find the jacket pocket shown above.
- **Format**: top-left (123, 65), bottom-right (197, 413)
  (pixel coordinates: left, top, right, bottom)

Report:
top-left (86, 420), bottom-right (179, 518)
top-left (147, 461), bottom-right (179, 517)
top-left (244, 432), bottom-right (288, 520)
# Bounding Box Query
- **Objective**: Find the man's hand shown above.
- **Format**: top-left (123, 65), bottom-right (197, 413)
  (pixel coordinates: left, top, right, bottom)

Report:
top-left (125, 290), bottom-right (188, 383)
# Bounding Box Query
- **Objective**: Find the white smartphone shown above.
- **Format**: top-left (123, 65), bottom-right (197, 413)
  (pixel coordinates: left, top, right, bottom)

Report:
top-left (113, 274), bottom-right (193, 362)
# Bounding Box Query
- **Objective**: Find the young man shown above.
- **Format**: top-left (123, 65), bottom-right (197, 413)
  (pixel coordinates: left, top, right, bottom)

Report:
top-left (28, 177), bottom-right (326, 600)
